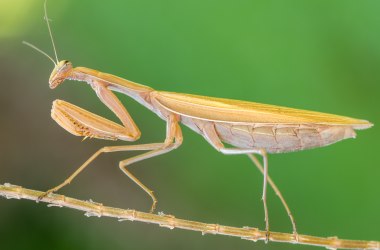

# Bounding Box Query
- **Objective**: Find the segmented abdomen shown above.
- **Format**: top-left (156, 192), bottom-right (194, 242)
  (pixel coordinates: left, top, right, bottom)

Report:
top-left (214, 123), bottom-right (356, 153)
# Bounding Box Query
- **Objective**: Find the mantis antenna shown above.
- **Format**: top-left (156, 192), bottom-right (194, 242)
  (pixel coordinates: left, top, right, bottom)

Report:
top-left (22, 0), bottom-right (58, 66)
top-left (22, 41), bottom-right (57, 66)
top-left (44, 0), bottom-right (59, 64)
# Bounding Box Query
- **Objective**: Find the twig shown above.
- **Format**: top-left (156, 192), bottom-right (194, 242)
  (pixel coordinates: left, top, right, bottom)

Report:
top-left (0, 183), bottom-right (378, 250)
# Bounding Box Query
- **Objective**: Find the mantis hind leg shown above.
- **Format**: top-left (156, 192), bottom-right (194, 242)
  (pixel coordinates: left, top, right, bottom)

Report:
top-left (248, 154), bottom-right (298, 242)
top-left (201, 123), bottom-right (297, 242)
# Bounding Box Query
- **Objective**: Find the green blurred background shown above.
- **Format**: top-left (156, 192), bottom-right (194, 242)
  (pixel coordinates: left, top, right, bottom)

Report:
top-left (0, 1), bottom-right (379, 249)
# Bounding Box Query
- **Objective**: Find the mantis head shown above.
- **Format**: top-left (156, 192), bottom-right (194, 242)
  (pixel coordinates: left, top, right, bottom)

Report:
top-left (49, 60), bottom-right (73, 89)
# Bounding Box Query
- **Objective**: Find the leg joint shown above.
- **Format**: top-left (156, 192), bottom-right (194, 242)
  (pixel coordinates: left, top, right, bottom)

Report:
top-left (163, 135), bottom-right (182, 150)
top-left (119, 161), bottom-right (126, 170)
top-left (130, 130), bottom-right (141, 141)
top-left (259, 148), bottom-right (267, 157)
top-left (101, 146), bottom-right (112, 153)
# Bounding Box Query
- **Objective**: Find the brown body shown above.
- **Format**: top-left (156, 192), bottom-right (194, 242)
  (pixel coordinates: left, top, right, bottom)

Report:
top-left (59, 66), bottom-right (371, 155)
top-left (45, 63), bottom-right (373, 240)
top-left (28, 2), bottom-right (372, 243)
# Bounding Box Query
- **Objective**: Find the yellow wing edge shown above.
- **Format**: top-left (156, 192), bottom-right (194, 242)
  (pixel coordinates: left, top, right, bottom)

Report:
top-left (153, 91), bottom-right (373, 130)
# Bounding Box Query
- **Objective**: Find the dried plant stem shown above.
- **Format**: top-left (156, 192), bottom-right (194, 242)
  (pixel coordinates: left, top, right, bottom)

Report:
top-left (0, 183), bottom-right (378, 250)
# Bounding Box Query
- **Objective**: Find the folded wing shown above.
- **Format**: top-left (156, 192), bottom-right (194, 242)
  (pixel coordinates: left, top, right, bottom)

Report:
top-left (153, 91), bottom-right (372, 130)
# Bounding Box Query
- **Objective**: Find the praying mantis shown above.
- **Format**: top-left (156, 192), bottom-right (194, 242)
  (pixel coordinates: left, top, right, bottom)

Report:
top-left (25, 1), bottom-right (373, 242)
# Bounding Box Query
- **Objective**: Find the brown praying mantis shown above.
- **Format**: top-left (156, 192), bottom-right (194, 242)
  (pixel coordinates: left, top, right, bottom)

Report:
top-left (24, 1), bottom-right (373, 242)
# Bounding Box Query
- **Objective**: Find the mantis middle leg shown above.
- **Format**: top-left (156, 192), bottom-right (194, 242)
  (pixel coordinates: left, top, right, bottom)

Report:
top-left (41, 99), bottom-right (182, 212)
